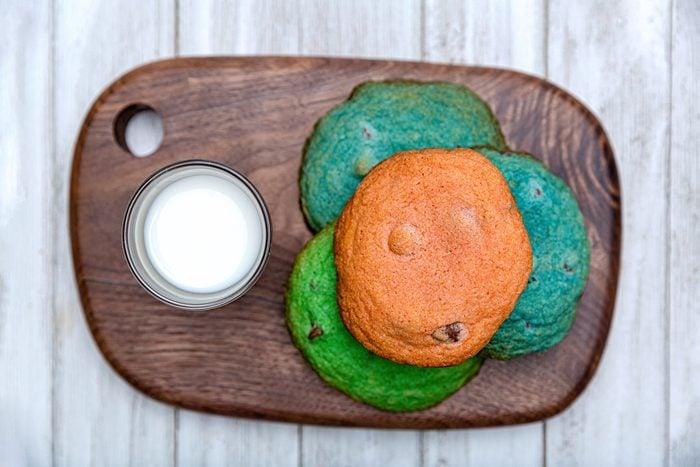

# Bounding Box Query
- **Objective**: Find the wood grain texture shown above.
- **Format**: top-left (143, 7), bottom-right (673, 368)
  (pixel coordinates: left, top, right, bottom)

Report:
top-left (175, 2), bottom-right (301, 464)
top-left (669, 0), bottom-right (700, 464)
top-left (175, 416), bottom-right (298, 467)
top-left (52, 1), bottom-right (176, 465)
top-left (422, 1), bottom-right (547, 462)
top-left (423, 0), bottom-right (546, 74)
top-left (298, 0), bottom-right (421, 59)
top-left (71, 57), bottom-right (620, 429)
top-left (302, 426), bottom-right (421, 467)
top-left (178, 0), bottom-right (301, 56)
top-left (423, 423), bottom-right (543, 467)
top-left (0, 2), bottom-right (53, 466)
top-left (3, 0), bottom-right (694, 464)
top-left (544, 1), bottom-right (670, 465)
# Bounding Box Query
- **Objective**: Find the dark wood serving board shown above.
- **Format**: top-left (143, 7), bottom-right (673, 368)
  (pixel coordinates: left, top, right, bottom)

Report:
top-left (71, 57), bottom-right (620, 428)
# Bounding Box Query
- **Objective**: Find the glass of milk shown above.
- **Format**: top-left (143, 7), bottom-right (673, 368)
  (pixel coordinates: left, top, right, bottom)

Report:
top-left (123, 160), bottom-right (271, 310)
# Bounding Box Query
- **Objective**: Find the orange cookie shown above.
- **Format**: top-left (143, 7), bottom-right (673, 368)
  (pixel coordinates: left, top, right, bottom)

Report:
top-left (334, 148), bottom-right (532, 367)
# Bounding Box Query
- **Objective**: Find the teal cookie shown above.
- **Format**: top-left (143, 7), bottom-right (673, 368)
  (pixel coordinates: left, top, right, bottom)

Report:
top-left (300, 81), bottom-right (507, 231)
top-left (285, 224), bottom-right (483, 412)
top-left (475, 147), bottom-right (591, 360)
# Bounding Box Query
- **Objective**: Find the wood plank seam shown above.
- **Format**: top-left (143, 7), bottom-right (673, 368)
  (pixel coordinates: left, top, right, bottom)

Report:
top-left (49, 0), bottom-right (58, 465)
top-left (664, 2), bottom-right (674, 466)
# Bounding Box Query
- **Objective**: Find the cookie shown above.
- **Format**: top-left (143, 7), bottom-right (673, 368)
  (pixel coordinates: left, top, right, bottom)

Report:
top-left (334, 149), bottom-right (532, 367)
top-left (285, 224), bottom-right (483, 412)
top-left (300, 80), bottom-right (507, 231)
top-left (474, 147), bottom-right (591, 359)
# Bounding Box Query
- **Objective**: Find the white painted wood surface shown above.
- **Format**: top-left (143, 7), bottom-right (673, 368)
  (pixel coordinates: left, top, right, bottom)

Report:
top-left (0, 3), bottom-right (52, 467)
top-left (1, 0), bottom-right (698, 466)
top-left (669, 0), bottom-right (700, 465)
top-left (545, 1), bottom-right (671, 465)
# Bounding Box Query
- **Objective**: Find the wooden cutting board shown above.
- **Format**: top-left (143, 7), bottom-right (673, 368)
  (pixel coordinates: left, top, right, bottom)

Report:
top-left (71, 57), bottom-right (620, 428)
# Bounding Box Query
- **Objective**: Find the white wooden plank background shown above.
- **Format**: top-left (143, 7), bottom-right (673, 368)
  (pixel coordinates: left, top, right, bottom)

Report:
top-left (1, 0), bottom-right (698, 466)
top-left (545, 1), bottom-right (671, 465)
top-left (0, 2), bottom-right (53, 466)
top-left (669, 0), bottom-right (700, 465)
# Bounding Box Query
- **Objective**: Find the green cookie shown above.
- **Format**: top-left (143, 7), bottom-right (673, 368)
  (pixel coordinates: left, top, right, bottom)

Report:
top-left (285, 224), bottom-right (483, 412)
top-left (475, 147), bottom-right (591, 360)
top-left (300, 81), bottom-right (507, 231)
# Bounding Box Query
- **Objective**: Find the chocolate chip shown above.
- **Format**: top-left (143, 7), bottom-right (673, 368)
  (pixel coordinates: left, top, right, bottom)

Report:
top-left (432, 322), bottom-right (467, 343)
top-left (308, 326), bottom-right (323, 340)
top-left (563, 263), bottom-right (574, 273)
top-left (525, 322), bottom-right (531, 328)
top-left (534, 188), bottom-right (542, 197)
top-left (309, 281), bottom-right (317, 290)
top-left (362, 126), bottom-right (372, 139)
top-left (528, 275), bottom-right (537, 284)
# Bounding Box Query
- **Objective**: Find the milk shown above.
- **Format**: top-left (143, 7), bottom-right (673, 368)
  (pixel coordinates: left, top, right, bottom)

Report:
top-left (143, 174), bottom-right (264, 294)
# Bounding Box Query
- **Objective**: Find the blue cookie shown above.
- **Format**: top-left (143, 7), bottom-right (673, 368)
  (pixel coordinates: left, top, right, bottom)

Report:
top-left (475, 147), bottom-right (591, 359)
top-left (300, 81), bottom-right (507, 231)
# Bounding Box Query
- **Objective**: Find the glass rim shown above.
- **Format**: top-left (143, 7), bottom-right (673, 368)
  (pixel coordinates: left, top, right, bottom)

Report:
top-left (122, 159), bottom-right (272, 310)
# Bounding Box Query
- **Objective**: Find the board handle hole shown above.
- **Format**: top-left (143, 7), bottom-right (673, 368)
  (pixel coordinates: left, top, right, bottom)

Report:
top-left (114, 104), bottom-right (164, 157)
